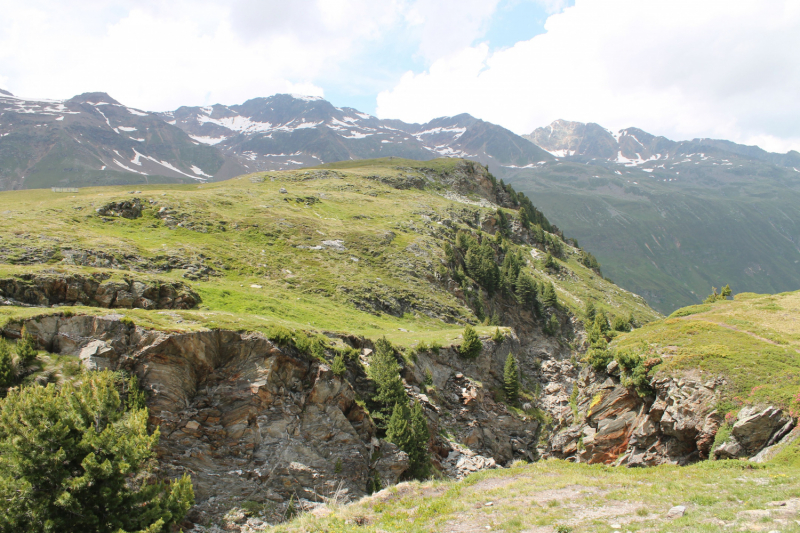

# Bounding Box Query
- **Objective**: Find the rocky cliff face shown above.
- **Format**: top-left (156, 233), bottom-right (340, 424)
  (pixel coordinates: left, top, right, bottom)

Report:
top-left (2, 313), bottom-right (558, 528)
top-left (0, 272), bottom-right (200, 309)
top-left (4, 310), bottom-right (794, 529)
top-left (544, 363), bottom-right (795, 467)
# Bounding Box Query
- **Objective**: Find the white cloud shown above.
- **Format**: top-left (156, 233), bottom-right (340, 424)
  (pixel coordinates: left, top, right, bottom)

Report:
top-left (0, 0), bottom-right (509, 111)
top-left (377, 0), bottom-right (800, 153)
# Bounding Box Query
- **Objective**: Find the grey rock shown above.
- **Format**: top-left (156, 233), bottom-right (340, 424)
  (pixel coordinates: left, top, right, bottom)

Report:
top-left (667, 505), bottom-right (686, 518)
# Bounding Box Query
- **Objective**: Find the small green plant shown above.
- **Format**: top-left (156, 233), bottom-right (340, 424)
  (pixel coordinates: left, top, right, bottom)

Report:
top-left (119, 316), bottom-right (135, 328)
top-left (267, 325), bottom-right (293, 346)
top-left (331, 353), bottom-right (346, 376)
top-left (429, 341), bottom-right (442, 355)
top-left (491, 327), bottom-right (504, 343)
top-left (554, 524), bottom-right (572, 533)
top-left (459, 325), bottom-right (482, 359)
top-left (367, 470), bottom-right (382, 494)
top-left (334, 458), bottom-right (343, 474)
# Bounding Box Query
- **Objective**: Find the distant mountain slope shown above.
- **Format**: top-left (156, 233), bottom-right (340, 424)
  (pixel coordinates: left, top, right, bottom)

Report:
top-left (525, 119), bottom-right (800, 169)
top-left (0, 91), bottom-right (246, 190)
top-left (509, 120), bottom-right (800, 313)
top-left (161, 94), bottom-right (553, 174)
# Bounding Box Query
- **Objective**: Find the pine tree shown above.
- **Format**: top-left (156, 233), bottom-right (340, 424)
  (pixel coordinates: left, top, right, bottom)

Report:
top-left (492, 327), bottom-right (504, 343)
top-left (15, 329), bottom-right (38, 368)
top-left (547, 314), bottom-right (560, 336)
top-left (503, 353), bottom-right (520, 403)
top-left (585, 301), bottom-right (596, 321)
top-left (367, 337), bottom-right (406, 429)
top-left (459, 325), bottom-right (483, 359)
top-left (543, 253), bottom-right (556, 270)
top-left (408, 402), bottom-right (431, 479)
top-left (519, 206), bottom-right (531, 229)
top-left (0, 340), bottom-right (13, 390)
top-left (541, 282), bottom-right (557, 308)
top-left (721, 284), bottom-right (732, 298)
top-left (0, 371), bottom-right (194, 532)
top-left (386, 401), bottom-right (430, 480)
top-left (595, 312), bottom-right (610, 335)
top-left (386, 402), bottom-right (413, 454)
top-left (515, 272), bottom-right (536, 307)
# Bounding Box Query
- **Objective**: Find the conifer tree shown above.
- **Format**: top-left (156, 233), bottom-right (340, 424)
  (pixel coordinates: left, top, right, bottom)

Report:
top-left (547, 314), bottom-right (560, 336)
top-left (492, 327), bottom-right (505, 343)
top-left (595, 312), bottom-right (610, 335)
top-left (543, 253), bottom-right (556, 270)
top-left (0, 371), bottom-right (194, 532)
top-left (542, 282), bottom-right (557, 308)
top-left (0, 340), bottom-right (13, 390)
top-left (15, 329), bottom-right (38, 368)
top-left (503, 353), bottom-right (520, 403)
top-left (408, 402), bottom-right (431, 479)
top-left (386, 401), bottom-right (431, 480)
top-left (585, 301), bottom-right (596, 321)
top-left (721, 284), bottom-right (732, 298)
top-left (367, 337), bottom-right (406, 428)
top-left (515, 272), bottom-right (537, 309)
top-left (459, 325), bottom-right (483, 359)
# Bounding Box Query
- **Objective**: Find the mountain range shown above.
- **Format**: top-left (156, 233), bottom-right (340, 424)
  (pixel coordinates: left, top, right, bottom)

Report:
top-left (1, 89), bottom-right (799, 313)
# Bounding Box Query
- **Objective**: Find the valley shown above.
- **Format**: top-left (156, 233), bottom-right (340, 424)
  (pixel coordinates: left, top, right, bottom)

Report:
top-left (0, 158), bottom-right (797, 532)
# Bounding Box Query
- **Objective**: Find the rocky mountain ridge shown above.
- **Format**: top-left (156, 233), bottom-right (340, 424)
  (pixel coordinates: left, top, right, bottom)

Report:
top-left (525, 118), bottom-right (800, 170)
top-left (0, 91), bottom-right (247, 190)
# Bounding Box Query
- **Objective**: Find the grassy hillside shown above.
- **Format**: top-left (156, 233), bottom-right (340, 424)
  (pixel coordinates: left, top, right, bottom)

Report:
top-left (504, 159), bottom-right (800, 314)
top-left (0, 158), bottom-right (659, 346)
top-left (270, 460), bottom-right (800, 533)
top-left (616, 290), bottom-right (800, 418)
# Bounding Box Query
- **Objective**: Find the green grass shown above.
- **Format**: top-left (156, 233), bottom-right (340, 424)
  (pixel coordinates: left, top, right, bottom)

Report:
top-left (268, 459), bottom-right (800, 532)
top-left (614, 290), bottom-right (800, 415)
top-left (0, 160), bottom-right (660, 348)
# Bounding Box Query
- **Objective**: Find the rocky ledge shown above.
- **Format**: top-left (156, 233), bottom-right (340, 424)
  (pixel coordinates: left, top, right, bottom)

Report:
top-left (0, 272), bottom-right (200, 309)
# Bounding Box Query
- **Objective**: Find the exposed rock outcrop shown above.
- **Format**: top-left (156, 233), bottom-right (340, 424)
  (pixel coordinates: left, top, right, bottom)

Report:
top-left (97, 198), bottom-right (143, 219)
top-left (3, 314), bottom-right (403, 527)
top-left (546, 365), bottom-right (725, 466)
top-left (0, 272), bottom-right (200, 309)
top-left (715, 406), bottom-right (795, 459)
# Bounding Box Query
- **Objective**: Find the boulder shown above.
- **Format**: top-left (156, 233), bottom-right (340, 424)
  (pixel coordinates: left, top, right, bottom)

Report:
top-left (715, 406), bottom-right (795, 459)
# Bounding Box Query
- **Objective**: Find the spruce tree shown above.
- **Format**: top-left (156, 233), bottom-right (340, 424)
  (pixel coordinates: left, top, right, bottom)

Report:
top-left (721, 284), bottom-right (732, 298)
top-left (503, 353), bottom-right (520, 404)
top-left (386, 401), bottom-right (430, 480)
top-left (0, 371), bottom-right (194, 532)
top-left (515, 272), bottom-right (537, 308)
top-left (367, 337), bottom-right (406, 429)
top-left (547, 314), bottom-right (560, 336)
top-left (541, 282), bottom-right (557, 308)
top-left (15, 329), bottom-right (38, 368)
top-left (543, 252), bottom-right (556, 270)
top-left (585, 300), bottom-right (596, 321)
top-left (0, 340), bottom-right (13, 390)
top-left (459, 325), bottom-right (483, 359)
top-left (595, 312), bottom-right (610, 335)
top-left (408, 402), bottom-right (431, 479)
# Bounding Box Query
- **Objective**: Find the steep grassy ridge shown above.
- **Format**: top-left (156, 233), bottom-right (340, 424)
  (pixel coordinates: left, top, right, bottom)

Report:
top-left (0, 158), bottom-right (658, 345)
top-left (616, 290), bottom-right (800, 416)
top-left (505, 159), bottom-right (800, 314)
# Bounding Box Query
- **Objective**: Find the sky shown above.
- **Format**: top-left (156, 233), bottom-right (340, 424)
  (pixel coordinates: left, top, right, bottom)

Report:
top-left (1, 0), bottom-right (799, 153)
